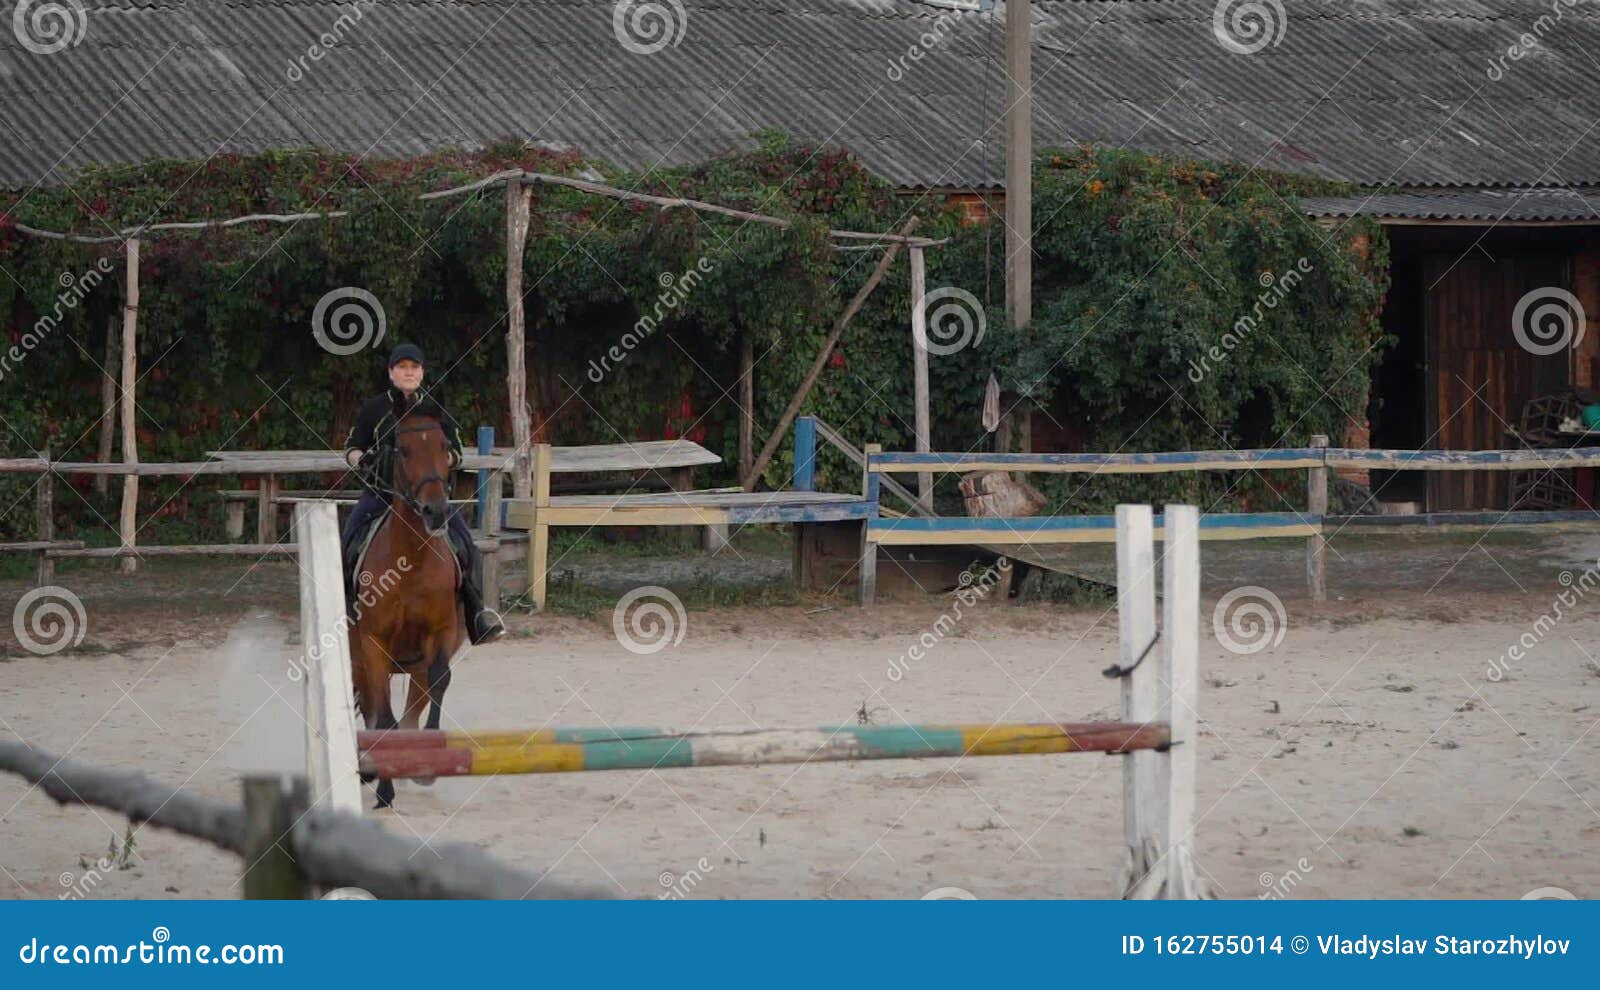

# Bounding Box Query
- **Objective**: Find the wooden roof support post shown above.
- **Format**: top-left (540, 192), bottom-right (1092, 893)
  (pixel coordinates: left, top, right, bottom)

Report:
top-left (117, 238), bottom-right (140, 574)
top-left (505, 180), bottom-right (534, 500)
top-left (744, 217), bottom-right (919, 490)
top-left (909, 244), bottom-right (932, 513)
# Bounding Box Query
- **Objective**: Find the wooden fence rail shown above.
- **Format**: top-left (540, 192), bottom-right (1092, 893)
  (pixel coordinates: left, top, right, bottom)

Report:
top-left (0, 738), bottom-right (605, 900)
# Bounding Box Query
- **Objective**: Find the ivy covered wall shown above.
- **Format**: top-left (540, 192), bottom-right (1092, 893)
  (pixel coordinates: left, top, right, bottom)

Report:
top-left (0, 134), bottom-right (1385, 542)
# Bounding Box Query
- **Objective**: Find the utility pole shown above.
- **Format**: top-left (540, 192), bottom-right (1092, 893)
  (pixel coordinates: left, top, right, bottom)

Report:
top-left (1004, 0), bottom-right (1032, 331)
top-left (1001, 0), bottom-right (1032, 453)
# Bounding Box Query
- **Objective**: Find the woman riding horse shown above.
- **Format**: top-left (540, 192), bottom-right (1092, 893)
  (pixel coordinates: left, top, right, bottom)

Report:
top-left (341, 343), bottom-right (505, 645)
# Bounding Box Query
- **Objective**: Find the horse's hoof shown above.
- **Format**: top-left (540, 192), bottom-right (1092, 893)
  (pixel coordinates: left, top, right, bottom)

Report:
top-left (359, 770), bottom-right (376, 784)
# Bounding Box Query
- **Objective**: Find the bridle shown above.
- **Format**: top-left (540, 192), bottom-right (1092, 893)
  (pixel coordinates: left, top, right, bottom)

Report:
top-left (390, 419), bottom-right (451, 521)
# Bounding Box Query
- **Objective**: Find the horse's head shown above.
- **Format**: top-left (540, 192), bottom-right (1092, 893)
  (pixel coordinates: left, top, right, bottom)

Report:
top-left (390, 401), bottom-right (453, 534)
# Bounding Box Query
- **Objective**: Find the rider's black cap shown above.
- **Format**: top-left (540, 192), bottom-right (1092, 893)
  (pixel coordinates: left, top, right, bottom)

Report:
top-left (388, 343), bottom-right (425, 368)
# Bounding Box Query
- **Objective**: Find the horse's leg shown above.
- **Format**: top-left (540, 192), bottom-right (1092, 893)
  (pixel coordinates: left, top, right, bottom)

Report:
top-left (425, 646), bottom-right (452, 731)
top-left (400, 664), bottom-right (429, 731)
top-left (351, 637), bottom-right (379, 785)
top-left (360, 636), bottom-right (400, 810)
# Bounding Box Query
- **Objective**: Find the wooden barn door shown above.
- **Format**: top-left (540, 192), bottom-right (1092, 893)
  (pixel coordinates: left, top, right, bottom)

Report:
top-left (1424, 254), bottom-right (1571, 510)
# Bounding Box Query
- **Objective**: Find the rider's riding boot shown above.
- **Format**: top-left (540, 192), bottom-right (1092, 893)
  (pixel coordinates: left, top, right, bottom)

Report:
top-left (460, 561), bottom-right (505, 645)
top-left (340, 531), bottom-right (361, 623)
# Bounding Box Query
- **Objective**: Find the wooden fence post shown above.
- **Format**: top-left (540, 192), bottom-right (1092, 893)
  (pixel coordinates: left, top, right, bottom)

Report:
top-left (241, 774), bottom-right (311, 899)
top-left (1157, 504), bottom-right (1202, 899)
top-left (478, 426), bottom-right (501, 604)
top-left (909, 245), bottom-right (933, 514)
top-left (1114, 504), bottom-right (1158, 895)
top-left (793, 415), bottom-right (817, 492)
top-left (117, 238), bottom-right (140, 574)
top-left (293, 503), bottom-right (363, 815)
top-left (527, 443), bottom-right (551, 610)
top-left (36, 444), bottom-right (53, 585)
top-left (858, 443), bottom-right (881, 605)
top-left (505, 179), bottom-right (534, 500)
top-left (1307, 435), bottom-right (1328, 602)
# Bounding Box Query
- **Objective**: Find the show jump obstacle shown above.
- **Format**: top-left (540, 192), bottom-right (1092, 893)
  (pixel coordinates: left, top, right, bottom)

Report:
top-left (295, 501), bottom-right (1205, 899)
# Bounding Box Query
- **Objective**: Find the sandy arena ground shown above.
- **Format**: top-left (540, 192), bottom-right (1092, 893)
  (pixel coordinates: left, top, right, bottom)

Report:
top-left (2, 530), bottom-right (1598, 900)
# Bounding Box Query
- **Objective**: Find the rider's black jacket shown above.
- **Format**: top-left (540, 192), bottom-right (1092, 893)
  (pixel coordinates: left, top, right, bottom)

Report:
top-left (343, 386), bottom-right (465, 496)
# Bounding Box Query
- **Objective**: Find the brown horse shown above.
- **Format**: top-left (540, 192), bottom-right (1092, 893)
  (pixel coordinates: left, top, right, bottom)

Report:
top-left (349, 404), bottom-right (465, 808)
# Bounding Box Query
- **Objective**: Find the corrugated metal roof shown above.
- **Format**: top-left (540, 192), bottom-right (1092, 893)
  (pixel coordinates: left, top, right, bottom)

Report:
top-left (1301, 187), bottom-right (1600, 221)
top-left (1, 1), bottom-right (1598, 190)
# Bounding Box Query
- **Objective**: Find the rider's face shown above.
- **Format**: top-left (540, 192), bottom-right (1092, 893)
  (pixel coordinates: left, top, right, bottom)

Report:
top-left (389, 360), bottom-right (424, 393)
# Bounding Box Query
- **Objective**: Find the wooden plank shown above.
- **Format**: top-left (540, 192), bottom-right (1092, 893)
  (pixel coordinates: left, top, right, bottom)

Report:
top-left (811, 415), bottom-right (930, 516)
top-left (1115, 505), bottom-right (1159, 898)
top-left (870, 449), bottom-right (1327, 474)
top-left (870, 512), bottom-right (1319, 547)
top-left (46, 543), bottom-right (297, 558)
top-left (1325, 448), bottom-right (1600, 470)
top-left (96, 313), bottom-right (116, 495)
top-left (199, 440), bottom-right (721, 473)
top-left (358, 722), bottom-right (1172, 778)
top-left (118, 238), bottom-right (139, 575)
top-left (293, 504), bottom-right (363, 816)
top-left (1327, 510), bottom-right (1600, 528)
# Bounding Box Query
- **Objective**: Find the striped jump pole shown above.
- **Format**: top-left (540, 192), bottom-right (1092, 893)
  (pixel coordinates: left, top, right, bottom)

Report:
top-left (358, 722), bottom-right (1170, 779)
